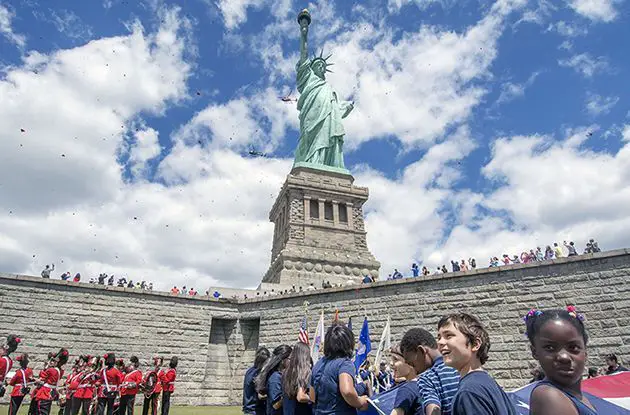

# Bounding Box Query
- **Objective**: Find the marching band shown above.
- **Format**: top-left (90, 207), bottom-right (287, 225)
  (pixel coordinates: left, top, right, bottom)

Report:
top-left (0, 335), bottom-right (178, 415)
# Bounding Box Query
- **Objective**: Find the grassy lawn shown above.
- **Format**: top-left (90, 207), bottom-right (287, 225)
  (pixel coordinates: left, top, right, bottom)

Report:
top-left (0, 405), bottom-right (242, 415)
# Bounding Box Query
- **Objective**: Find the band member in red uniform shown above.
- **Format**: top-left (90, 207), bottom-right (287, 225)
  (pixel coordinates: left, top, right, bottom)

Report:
top-left (96, 353), bottom-right (124, 415)
top-left (1, 334), bottom-right (21, 398)
top-left (72, 356), bottom-right (99, 415)
top-left (35, 348), bottom-right (69, 415)
top-left (64, 356), bottom-right (87, 415)
top-left (119, 356), bottom-right (142, 415)
top-left (141, 357), bottom-right (162, 415)
top-left (8, 353), bottom-right (34, 415)
top-left (159, 357), bottom-right (177, 415)
top-left (28, 352), bottom-right (52, 415)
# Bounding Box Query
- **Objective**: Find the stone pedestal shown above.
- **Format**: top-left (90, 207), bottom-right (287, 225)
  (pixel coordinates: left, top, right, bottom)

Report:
top-left (261, 166), bottom-right (380, 288)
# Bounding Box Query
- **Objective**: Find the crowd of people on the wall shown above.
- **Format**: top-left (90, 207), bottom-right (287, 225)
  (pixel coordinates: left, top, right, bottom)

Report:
top-left (378, 238), bottom-right (603, 281)
top-left (0, 335), bottom-right (178, 415)
top-left (39, 266), bottom-right (156, 292)
top-left (34, 238), bottom-right (603, 300)
top-left (242, 306), bottom-right (628, 415)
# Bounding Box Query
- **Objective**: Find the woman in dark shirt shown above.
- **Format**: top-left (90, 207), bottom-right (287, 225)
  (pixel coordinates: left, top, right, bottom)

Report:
top-left (243, 347), bottom-right (270, 415)
top-left (282, 342), bottom-right (313, 415)
top-left (256, 345), bottom-right (293, 415)
top-left (310, 324), bottom-right (369, 415)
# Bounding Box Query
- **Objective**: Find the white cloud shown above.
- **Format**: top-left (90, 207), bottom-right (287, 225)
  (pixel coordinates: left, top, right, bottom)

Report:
top-left (362, 124), bottom-right (630, 274)
top-left (497, 71), bottom-right (541, 104)
top-left (294, 0), bottom-right (527, 149)
top-left (214, 0), bottom-right (527, 152)
top-left (213, 0), bottom-right (295, 29)
top-left (0, 3), bottom-right (26, 47)
top-left (585, 93), bottom-right (619, 116)
top-left (6, 0), bottom-right (629, 292)
top-left (553, 20), bottom-right (588, 37)
top-left (171, 88), bottom-right (298, 158)
top-left (513, 0), bottom-right (556, 26)
top-left (359, 126), bottom-right (479, 273)
top-left (622, 125), bottom-right (630, 141)
top-left (387, 0), bottom-right (446, 13)
top-left (558, 53), bottom-right (610, 78)
top-left (477, 132), bottom-right (630, 248)
top-left (128, 126), bottom-right (161, 179)
top-left (567, 0), bottom-right (623, 22)
top-left (49, 10), bottom-right (93, 40)
top-left (0, 6), bottom-right (213, 290)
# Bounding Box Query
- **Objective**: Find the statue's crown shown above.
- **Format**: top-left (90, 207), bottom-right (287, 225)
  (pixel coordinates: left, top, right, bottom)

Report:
top-left (311, 49), bottom-right (334, 73)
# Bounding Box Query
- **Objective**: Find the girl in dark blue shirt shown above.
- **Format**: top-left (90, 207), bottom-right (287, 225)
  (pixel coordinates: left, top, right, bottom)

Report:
top-left (525, 307), bottom-right (597, 415)
top-left (310, 324), bottom-right (369, 415)
top-left (282, 342), bottom-right (313, 415)
top-left (256, 345), bottom-right (293, 415)
top-left (389, 344), bottom-right (421, 415)
top-left (243, 347), bottom-right (270, 415)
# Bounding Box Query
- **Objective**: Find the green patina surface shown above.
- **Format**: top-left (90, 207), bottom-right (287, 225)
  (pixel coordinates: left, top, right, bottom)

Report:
top-left (294, 9), bottom-right (353, 175)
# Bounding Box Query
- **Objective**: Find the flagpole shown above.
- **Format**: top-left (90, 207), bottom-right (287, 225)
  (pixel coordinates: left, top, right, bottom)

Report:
top-left (374, 315), bottom-right (391, 369)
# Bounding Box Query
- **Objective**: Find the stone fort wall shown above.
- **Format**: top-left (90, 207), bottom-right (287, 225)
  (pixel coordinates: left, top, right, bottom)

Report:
top-left (1, 249), bottom-right (630, 406)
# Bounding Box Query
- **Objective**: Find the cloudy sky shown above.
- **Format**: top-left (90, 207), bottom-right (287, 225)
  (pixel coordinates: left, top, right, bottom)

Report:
top-left (1, 0), bottom-right (628, 291)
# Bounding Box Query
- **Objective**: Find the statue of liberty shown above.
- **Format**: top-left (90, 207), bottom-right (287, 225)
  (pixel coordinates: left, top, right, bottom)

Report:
top-left (293, 9), bottom-right (354, 172)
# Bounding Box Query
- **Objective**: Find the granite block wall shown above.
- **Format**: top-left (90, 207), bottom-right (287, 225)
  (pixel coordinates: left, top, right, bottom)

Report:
top-left (2, 249), bottom-right (630, 406)
top-left (0, 275), bottom-right (239, 406)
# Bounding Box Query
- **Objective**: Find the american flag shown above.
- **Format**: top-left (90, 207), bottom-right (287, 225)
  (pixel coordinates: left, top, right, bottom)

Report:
top-left (298, 314), bottom-right (309, 345)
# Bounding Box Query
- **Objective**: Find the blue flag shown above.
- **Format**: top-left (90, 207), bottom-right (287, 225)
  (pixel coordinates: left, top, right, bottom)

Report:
top-left (358, 383), bottom-right (405, 415)
top-left (355, 317), bottom-right (371, 370)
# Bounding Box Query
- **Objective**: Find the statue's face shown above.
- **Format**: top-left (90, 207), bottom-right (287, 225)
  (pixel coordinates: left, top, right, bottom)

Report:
top-left (312, 60), bottom-right (325, 79)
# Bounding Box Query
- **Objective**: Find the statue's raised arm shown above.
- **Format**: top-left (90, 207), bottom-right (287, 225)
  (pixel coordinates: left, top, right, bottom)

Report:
top-left (298, 9), bottom-right (310, 63)
top-left (293, 9), bottom-right (352, 174)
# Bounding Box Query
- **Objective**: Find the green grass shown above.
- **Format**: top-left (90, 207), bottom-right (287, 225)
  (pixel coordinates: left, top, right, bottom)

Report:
top-left (0, 405), bottom-right (242, 415)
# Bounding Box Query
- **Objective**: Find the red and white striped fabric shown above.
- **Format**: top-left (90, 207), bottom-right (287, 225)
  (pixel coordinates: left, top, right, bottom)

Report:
top-left (583, 372), bottom-right (630, 409)
top-left (298, 315), bottom-right (309, 345)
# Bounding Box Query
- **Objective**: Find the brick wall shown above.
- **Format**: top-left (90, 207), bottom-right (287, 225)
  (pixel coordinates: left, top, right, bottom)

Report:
top-left (1, 249), bottom-right (629, 405)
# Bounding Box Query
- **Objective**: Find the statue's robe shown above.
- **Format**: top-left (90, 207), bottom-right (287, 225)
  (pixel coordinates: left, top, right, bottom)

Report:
top-left (295, 58), bottom-right (351, 168)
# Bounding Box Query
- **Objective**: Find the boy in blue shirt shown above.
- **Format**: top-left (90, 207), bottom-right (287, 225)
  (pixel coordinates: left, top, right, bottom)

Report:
top-left (437, 313), bottom-right (516, 415)
top-left (400, 328), bottom-right (460, 415)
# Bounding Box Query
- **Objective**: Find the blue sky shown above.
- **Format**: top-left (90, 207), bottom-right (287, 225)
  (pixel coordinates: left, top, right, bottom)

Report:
top-left (0, 0), bottom-right (629, 290)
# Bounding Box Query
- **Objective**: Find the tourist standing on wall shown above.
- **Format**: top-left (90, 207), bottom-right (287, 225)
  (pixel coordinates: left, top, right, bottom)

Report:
top-left (310, 324), bottom-right (369, 414)
top-left (282, 342), bottom-right (313, 415)
top-left (400, 328), bottom-right (459, 415)
top-left (243, 347), bottom-right (270, 415)
top-left (160, 356), bottom-right (178, 415)
top-left (255, 345), bottom-right (292, 415)
top-left (142, 357), bottom-right (162, 415)
top-left (7, 353), bottom-right (32, 415)
top-left (119, 356), bottom-right (143, 415)
top-left (40, 264), bottom-right (55, 278)
top-left (35, 348), bottom-right (69, 415)
top-left (96, 353), bottom-right (124, 415)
